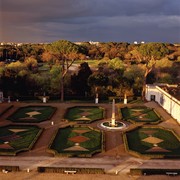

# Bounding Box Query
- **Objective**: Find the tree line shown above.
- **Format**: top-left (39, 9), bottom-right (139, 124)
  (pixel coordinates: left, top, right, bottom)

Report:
top-left (0, 40), bottom-right (179, 101)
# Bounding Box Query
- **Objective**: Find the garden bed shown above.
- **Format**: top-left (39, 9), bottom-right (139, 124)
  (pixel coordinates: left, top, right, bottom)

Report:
top-left (120, 106), bottom-right (162, 124)
top-left (124, 126), bottom-right (180, 158)
top-left (48, 126), bottom-right (103, 157)
top-left (64, 106), bottom-right (104, 124)
top-left (7, 105), bottom-right (56, 123)
top-left (0, 125), bottom-right (43, 155)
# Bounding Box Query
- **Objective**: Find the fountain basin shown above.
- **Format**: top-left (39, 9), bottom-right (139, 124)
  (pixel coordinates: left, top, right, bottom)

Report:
top-left (100, 121), bottom-right (126, 130)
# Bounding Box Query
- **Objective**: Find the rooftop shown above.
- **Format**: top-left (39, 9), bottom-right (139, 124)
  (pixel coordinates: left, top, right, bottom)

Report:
top-left (159, 84), bottom-right (180, 101)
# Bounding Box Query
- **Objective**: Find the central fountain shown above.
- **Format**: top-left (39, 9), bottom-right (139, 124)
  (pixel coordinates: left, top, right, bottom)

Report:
top-left (100, 99), bottom-right (126, 130)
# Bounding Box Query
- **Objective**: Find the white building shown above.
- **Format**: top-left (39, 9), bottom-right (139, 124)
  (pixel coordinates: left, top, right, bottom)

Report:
top-left (145, 84), bottom-right (180, 124)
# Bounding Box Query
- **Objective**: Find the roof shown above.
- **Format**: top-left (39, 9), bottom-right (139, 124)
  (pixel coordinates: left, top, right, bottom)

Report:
top-left (159, 84), bottom-right (180, 101)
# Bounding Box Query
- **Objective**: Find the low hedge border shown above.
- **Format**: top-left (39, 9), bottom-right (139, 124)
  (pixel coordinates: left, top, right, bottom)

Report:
top-left (120, 106), bottom-right (162, 125)
top-left (64, 106), bottom-right (105, 124)
top-left (37, 167), bottom-right (105, 174)
top-left (0, 165), bottom-right (19, 172)
top-left (47, 125), bottom-right (104, 157)
top-left (123, 126), bottom-right (180, 159)
top-left (13, 126), bottom-right (43, 156)
top-left (130, 168), bottom-right (180, 176)
top-left (0, 125), bottom-right (43, 156)
top-left (7, 105), bottom-right (57, 123)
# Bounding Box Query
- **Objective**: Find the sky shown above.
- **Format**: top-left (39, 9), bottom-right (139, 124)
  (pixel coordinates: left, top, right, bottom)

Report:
top-left (0, 0), bottom-right (180, 43)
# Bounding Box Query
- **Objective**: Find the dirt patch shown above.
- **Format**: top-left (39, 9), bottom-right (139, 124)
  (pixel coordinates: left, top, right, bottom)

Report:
top-left (64, 144), bottom-right (89, 151)
top-left (142, 137), bottom-right (163, 144)
top-left (146, 146), bottom-right (171, 152)
top-left (140, 130), bottom-right (157, 136)
top-left (68, 136), bottom-right (90, 143)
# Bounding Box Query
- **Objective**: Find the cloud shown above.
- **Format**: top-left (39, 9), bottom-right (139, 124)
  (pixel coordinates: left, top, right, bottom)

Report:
top-left (1, 0), bottom-right (180, 43)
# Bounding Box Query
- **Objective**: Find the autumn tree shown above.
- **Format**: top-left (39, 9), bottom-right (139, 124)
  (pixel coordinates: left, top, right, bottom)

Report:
top-left (24, 57), bottom-right (38, 71)
top-left (124, 65), bottom-right (145, 96)
top-left (134, 43), bottom-right (169, 100)
top-left (45, 40), bottom-right (82, 101)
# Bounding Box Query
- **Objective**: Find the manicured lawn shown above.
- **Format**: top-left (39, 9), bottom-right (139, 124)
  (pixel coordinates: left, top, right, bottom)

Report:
top-left (0, 125), bottom-right (42, 155)
top-left (49, 126), bottom-right (103, 157)
top-left (8, 106), bottom-right (56, 123)
top-left (121, 106), bottom-right (161, 124)
top-left (64, 106), bottom-right (104, 123)
top-left (124, 127), bottom-right (180, 158)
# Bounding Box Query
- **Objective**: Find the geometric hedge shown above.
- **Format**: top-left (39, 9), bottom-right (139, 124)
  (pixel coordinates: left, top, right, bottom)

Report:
top-left (0, 125), bottom-right (42, 155)
top-left (7, 105), bottom-right (56, 123)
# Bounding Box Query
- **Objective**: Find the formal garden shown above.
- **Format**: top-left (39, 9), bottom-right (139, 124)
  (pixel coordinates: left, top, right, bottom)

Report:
top-left (48, 126), bottom-right (103, 157)
top-left (7, 105), bottom-right (56, 123)
top-left (0, 125), bottom-right (42, 155)
top-left (64, 106), bottom-right (104, 123)
top-left (0, 102), bottom-right (179, 162)
top-left (124, 126), bottom-right (180, 158)
top-left (120, 106), bottom-right (162, 124)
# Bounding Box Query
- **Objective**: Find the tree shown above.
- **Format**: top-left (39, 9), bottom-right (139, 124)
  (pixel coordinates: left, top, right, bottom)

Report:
top-left (3, 61), bottom-right (28, 96)
top-left (45, 40), bottom-right (82, 101)
top-left (24, 57), bottom-right (38, 71)
top-left (88, 72), bottom-right (109, 98)
top-left (124, 65), bottom-right (145, 96)
top-left (49, 65), bottom-right (61, 94)
top-left (134, 43), bottom-right (169, 100)
top-left (71, 62), bottom-right (92, 96)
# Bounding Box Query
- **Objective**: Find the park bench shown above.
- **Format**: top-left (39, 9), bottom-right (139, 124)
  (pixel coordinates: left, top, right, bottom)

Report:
top-left (166, 172), bottom-right (178, 176)
top-left (64, 170), bottom-right (77, 174)
top-left (2, 169), bottom-right (9, 173)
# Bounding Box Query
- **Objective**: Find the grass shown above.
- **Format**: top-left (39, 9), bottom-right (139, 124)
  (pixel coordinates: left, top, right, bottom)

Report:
top-left (73, 59), bottom-right (100, 68)
top-left (65, 106), bottom-right (104, 123)
top-left (121, 106), bottom-right (161, 124)
top-left (49, 126), bottom-right (103, 157)
top-left (0, 125), bottom-right (42, 155)
top-left (8, 105), bottom-right (56, 123)
top-left (125, 127), bottom-right (180, 157)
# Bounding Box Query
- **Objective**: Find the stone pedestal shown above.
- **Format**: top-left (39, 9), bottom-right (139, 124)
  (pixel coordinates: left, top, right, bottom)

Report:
top-left (95, 98), bottom-right (98, 104)
top-left (8, 96), bottom-right (11, 103)
top-left (124, 98), bottom-right (127, 104)
top-left (43, 97), bottom-right (46, 103)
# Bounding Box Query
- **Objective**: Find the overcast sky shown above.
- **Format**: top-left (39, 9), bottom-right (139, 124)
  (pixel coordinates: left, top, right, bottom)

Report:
top-left (0, 0), bottom-right (180, 43)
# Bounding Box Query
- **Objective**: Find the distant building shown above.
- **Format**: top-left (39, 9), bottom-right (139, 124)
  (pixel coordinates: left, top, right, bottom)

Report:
top-left (145, 84), bottom-right (180, 124)
top-left (75, 41), bottom-right (100, 45)
top-left (89, 41), bottom-right (99, 45)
